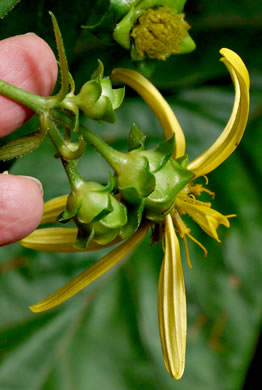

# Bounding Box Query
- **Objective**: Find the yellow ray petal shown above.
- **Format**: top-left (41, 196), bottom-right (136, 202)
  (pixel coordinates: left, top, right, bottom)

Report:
top-left (111, 68), bottom-right (186, 158)
top-left (188, 48), bottom-right (250, 177)
top-left (158, 214), bottom-right (186, 380)
top-left (19, 227), bottom-right (123, 253)
top-left (41, 195), bottom-right (68, 225)
top-left (176, 198), bottom-right (231, 242)
top-left (30, 223), bottom-right (149, 313)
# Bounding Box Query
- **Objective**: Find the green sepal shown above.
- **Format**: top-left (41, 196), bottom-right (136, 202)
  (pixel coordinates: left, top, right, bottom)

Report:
top-left (117, 156), bottom-right (155, 204)
top-left (101, 78), bottom-right (125, 110)
top-left (78, 190), bottom-right (113, 224)
top-left (145, 158), bottom-right (194, 221)
top-left (57, 206), bottom-right (80, 223)
top-left (66, 182), bottom-right (111, 225)
top-left (120, 198), bottom-right (145, 239)
top-left (91, 59), bottom-right (104, 79)
top-left (74, 227), bottom-right (95, 249)
top-left (110, 0), bottom-right (140, 19)
top-left (90, 195), bottom-right (113, 223)
top-left (128, 123), bottom-right (146, 151)
top-left (136, 135), bottom-right (175, 173)
top-left (111, 84), bottom-right (125, 110)
top-left (99, 197), bottom-right (128, 229)
top-left (176, 154), bottom-right (189, 169)
top-left (78, 79), bottom-right (102, 106)
top-left (155, 135), bottom-right (175, 160)
top-left (178, 33), bottom-right (196, 54)
top-left (0, 129), bottom-right (45, 161)
top-left (90, 223), bottom-right (119, 245)
top-left (100, 172), bottom-right (116, 193)
top-left (113, 7), bottom-right (142, 50)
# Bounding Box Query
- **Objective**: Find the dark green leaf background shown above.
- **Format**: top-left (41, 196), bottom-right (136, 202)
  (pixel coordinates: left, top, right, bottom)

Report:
top-left (1, 1), bottom-right (262, 389)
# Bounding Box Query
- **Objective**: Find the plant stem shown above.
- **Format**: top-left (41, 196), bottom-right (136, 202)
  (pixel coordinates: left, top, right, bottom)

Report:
top-left (0, 80), bottom-right (47, 113)
top-left (49, 108), bottom-right (126, 171)
top-left (47, 119), bottom-right (67, 153)
top-left (62, 159), bottom-right (84, 190)
top-left (79, 127), bottom-right (126, 171)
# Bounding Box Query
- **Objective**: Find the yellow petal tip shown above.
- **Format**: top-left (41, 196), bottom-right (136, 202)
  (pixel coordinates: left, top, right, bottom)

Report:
top-left (29, 305), bottom-right (41, 313)
top-left (219, 48), bottom-right (250, 88)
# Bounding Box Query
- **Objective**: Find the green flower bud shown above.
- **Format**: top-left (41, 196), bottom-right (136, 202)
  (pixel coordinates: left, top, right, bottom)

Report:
top-left (64, 60), bottom-right (125, 124)
top-left (58, 171), bottom-right (127, 248)
top-left (81, 124), bottom-right (193, 231)
top-left (125, 124), bottom-right (193, 221)
top-left (144, 157), bottom-right (193, 221)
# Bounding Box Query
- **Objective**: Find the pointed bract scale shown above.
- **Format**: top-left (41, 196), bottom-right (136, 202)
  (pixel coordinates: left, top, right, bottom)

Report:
top-left (120, 198), bottom-right (146, 239)
top-left (57, 206), bottom-right (79, 224)
top-left (176, 155), bottom-right (189, 169)
top-left (100, 172), bottom-right (116, 193)
top-left (91, 59), bottom-right (104, 80)
top-left (141, 134), bottom-right (175, 173)
top-left (116, 155), bottom-right (156, 203)
top-left (99, 197), bottom-right (127, 229)
top-left (128, 123), bottom-right (146, 151)
top-left (75, 227), bottom-right (95, 249)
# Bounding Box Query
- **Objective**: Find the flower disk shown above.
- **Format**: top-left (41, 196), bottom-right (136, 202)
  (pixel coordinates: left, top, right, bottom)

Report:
top-left (131, 7), bottom-right (190, 60)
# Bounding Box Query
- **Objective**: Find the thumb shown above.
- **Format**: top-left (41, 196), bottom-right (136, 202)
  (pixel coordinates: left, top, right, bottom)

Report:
top-left (0, 173), bottom-right (43, 246)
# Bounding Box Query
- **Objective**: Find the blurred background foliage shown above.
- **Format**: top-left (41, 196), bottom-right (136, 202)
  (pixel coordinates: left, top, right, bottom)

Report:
top-left (0, 0), bottom-right (262, 389)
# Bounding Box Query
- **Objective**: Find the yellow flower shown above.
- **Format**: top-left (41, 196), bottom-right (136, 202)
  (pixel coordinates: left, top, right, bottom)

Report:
top-left (20, 48), bottom-right (250, 380)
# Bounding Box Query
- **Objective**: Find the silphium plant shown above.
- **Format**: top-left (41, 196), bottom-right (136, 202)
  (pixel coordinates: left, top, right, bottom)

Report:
top-left (19, 45), bottom-right (250, 381)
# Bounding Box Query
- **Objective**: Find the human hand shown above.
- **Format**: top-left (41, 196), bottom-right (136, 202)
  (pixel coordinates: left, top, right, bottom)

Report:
top-left (0, 33), bottom-right (58, 246)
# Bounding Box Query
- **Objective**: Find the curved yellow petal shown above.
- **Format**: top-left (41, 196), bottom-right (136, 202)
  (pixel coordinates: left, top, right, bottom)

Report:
top-left (30, 223), bottom-right (149, 313)
top-left (158, 214), bottom-right (186, 380)
top-left (188, 48), bottom-right (250, 176)
top-left (176, 198), bottom-right (231, 242)
top-left (41, 195), bottom-right (68, 225)
top-left (19, 227), bottom-right (123, 253)
top-left (111, 68), bottom-right (186, 158)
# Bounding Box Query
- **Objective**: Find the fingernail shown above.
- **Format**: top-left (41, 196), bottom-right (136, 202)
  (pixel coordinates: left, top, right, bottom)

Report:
top-left (24, 32), bottom-right (37, 36)
top-left (21, 176), bottom-right (44, 196)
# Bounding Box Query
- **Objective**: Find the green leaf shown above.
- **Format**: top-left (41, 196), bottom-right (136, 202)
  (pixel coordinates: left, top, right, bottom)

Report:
top-left (0, 0), bottom-right (20, 18)
top-left (0, 130), bottom-right (45, 161)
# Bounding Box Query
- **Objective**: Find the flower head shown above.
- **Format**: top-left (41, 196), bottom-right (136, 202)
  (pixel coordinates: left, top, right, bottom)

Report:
top-left (20, 49), bottom-right (250, 380)
top-left (113, 1), bottom-right (195, 61)
top-left (131, 7), bottom-right (191, 60)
